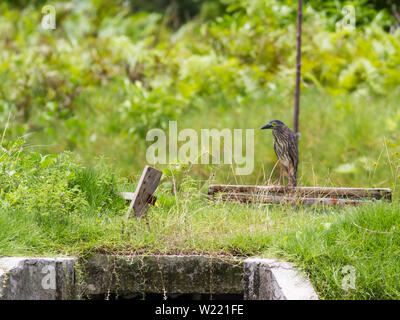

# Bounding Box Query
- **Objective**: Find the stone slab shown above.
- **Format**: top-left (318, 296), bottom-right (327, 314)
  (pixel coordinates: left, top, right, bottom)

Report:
top-left (79, 254), bottom-right (243, 298)
top-left (244, 257), bottom-right (318, 300)
top-left (0, 257), bottom-right (76, 300)
top-left (0, 255), bottom-right (318, 300)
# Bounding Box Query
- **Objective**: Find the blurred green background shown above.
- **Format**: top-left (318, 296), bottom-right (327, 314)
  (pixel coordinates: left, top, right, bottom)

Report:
top-left (0, 0), bottom-right (399, 189)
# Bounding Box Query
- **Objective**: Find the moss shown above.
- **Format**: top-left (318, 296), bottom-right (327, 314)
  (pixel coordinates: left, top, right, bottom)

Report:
top-left (78, 254), bottom-right (243, 298)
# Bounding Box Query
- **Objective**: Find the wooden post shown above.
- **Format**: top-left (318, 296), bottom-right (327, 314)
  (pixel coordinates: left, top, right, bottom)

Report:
top-left (293, 0), bottom-right (303, 134)
top-left (125, 166), bottom-right (162, 219)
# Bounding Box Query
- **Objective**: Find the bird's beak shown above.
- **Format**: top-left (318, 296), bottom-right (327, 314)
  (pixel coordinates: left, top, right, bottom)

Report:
top-left (261, 124), bottom-right (272, 130)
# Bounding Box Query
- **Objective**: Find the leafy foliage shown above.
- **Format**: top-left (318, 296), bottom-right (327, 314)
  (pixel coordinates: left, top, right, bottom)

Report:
top-left (0, 137), bottom-right (127, 219)
top-left (0, 0), bottom-right (399, 189)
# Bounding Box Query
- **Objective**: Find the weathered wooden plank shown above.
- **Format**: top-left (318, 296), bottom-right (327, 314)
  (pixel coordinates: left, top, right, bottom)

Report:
top-left (125, 166), bottom-right (162, 219)
top-left (208, 185), bottom-right (391, 200)
top-left (211, 192), bottom-right (373, 206)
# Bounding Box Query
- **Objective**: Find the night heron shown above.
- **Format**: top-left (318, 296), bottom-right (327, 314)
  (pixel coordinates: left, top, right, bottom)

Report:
top-left (261, 120), bottom-right (298, 187)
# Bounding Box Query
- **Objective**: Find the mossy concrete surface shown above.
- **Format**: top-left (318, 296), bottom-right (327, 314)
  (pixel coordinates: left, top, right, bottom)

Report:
top-left (0, 257), bottom-right (75, 300)
top-left (79, 254), bottom-right (244, 298)
top-left (0, 255), bottom-right (318, 300)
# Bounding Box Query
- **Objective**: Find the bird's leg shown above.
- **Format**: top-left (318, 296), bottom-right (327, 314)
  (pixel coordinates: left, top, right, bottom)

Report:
top-left (286, 167), bottom-right (295, 189)
top-left (283, 167), bottom-right (293, 192)
top-left (278, 164), bottom-right (284, 186)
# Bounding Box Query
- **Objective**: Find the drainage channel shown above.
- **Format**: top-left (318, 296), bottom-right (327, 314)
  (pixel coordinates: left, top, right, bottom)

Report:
top-left (88, 293), bottom-right (244, 300)
top-left (0, 255), bottom-right (318, 300)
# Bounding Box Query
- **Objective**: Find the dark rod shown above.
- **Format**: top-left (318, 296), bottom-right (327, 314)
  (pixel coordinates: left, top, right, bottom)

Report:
top-left (293, 0), bottom-right (303, 134)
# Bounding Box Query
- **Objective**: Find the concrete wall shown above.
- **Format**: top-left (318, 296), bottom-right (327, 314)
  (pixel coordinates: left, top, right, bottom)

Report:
top-left (244, 258), bottom-right (318, 300)
top-left (0, 257), bottom-right (75, 300)
top-left (0, 255), bottom-right (318, 300)
top-left (79, 254), bottom-right (243, 298)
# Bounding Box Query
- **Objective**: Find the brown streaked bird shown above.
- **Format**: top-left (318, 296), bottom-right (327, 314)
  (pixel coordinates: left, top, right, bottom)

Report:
top-left (261, 120), bottom-right (298, 187)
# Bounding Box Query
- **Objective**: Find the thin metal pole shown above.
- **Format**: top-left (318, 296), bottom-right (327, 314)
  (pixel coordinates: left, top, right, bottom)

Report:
top-left (293, 0), bottom-right (303, 134)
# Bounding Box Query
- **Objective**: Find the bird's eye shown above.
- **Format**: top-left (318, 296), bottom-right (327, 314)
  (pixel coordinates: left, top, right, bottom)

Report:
top-left (272, 122), bottom-right (276, 127)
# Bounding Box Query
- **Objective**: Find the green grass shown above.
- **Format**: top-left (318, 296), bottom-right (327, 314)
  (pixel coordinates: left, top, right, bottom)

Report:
top-left (1, 161), bottom-right (399, 299)
top-left (1, 100), bottom-right (400, 299)
top-left (275, 201), bottom-right (400, 299)
top-left (28, 88), bottom-right (400, 192)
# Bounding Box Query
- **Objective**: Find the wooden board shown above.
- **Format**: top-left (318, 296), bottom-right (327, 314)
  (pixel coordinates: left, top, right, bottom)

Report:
top-left (125, 166), bottom-right (162, 219)
top-left (208, 185), bottom-right (392, 201)
top-left (213, 192), bottom-right (372, 206)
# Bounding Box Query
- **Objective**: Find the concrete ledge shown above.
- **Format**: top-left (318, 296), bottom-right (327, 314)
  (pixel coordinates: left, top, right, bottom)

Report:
top-left (0, 257), bottom-right (75, 300)
top-left (79, 254), bottom-right (243, 298)
top-left (244, 258), bottom-right (318, 300)
top-left (0, 255), bottom-right (318, 300)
